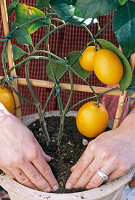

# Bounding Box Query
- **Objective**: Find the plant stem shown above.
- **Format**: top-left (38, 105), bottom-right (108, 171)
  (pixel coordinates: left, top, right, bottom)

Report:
top-left (7, 56), bottom-right (68, 74)
top-left (96, 95), bottom-right (100, 107)
top-left (8, 80), bottom-right (35, 105)
top-left (43, 67), bottom-right (68, 114)
top-left (83, 20), bottom-right (112, 45)
top-left (95, 20), bottom-right (113, 39)
top-left (66, 95), bottom-right (97, 114)
top-left (49, 18), bottom-right (65, 24)
top-left (84, 26), bottom-right (94, 41)
top-left (68, 65), bottom-right (98, 97)
top-left (64, 70), bottom-right (74, 111)
top-left (1, 42), bottom-right (35, 105)
top-left (66, 87), bottom-right (120, 114)
top-left (33, 50), bottom-right (66, 64)
top-left (45, 26), bottom-right (63, 114)
top-left (25, 61), bottom-right (50, 146)
top-left (98, 87), bottom-right (120, 97)
top-left (46, 13), bottom-right (57, 16)
top-left (57, 113), bottom-right (65, 147)
top-left (43, 86), bottom-right (55, 113)
top-left (57, 69), bottom-right (73, 146)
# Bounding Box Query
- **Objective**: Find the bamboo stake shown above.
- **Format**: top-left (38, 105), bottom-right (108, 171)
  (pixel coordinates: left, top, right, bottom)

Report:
top-left (113, 53), bottom-right (135, 129)
top-left (113, 90), bottom-right (128, 129)
top-left (0, 0), bottom-right (22, 119)
top-left (1, 76), bottom-right (135, 98)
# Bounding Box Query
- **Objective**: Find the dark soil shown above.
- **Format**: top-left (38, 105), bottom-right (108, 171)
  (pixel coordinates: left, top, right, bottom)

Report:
top-left (28, 116), bottom-right (110, 193)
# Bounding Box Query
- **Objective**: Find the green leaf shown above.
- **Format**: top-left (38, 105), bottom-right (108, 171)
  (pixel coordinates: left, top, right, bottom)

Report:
top-left (8, 0), bottom-right (19, 17)
top-left (15, 4), bottom-right (51, 34)
top-left (118, 0), bottom-right (127, 6)
top-left (67, 51), bottom-right (92, 80)
top-left (50, 0), bottom-right (119, 25)
top-left (113, 1), bottom-right (135, 58)
top-left (97, 39), bottom-right (132, 90)
top-left (11, 22), bottom-right (33, 46)
top-left (5, 45), bottom-right (26, 63)
top-left (75, 0), bottom-right (119, 19)
top-left (46, 61), bottom-right (66, 81)
top-left (50, 0), bottom-right (98, 26)
top-left (36, 0), bottom-right (51, 9)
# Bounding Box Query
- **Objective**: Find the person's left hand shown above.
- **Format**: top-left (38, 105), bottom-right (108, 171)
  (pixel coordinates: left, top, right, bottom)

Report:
top-left (65, 111), bottom-right (135, 190)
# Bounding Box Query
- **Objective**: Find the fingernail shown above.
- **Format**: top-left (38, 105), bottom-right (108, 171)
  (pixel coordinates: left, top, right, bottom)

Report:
top-left (47, 155), bottom-right (52, 159)
top-left (53, 185), bottom-right (59, 191)
top-left (66, 183), bottom-right (72, 189)
top-left (70, 167), bottom-right (74, 172)
top-left (44, 154), bottom-right (51, 160)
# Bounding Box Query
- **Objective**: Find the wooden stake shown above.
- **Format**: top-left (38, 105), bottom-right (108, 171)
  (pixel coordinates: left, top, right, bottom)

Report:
top-left (113, 53), bottom-right (135, 129)
top-left (0, 0), bottom-right (22, 119)
top-left (1, 76), bottom-right (135, 98)
top-left (1, 76), bottom-right (135, 97)
top-left (112, 90), bottom-right (128, 129)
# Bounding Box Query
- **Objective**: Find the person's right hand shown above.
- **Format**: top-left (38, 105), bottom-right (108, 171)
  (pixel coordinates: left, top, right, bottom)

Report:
top-left (0, 103), bottom-right (59, 192)
top-left (65, 108), bottom-right (135, 190)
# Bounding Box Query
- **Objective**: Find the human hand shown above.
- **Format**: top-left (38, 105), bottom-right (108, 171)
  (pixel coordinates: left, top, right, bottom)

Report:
top-left (0, 103), bottom-right (58, 192)
top-left (66, 110), bottom-right (135, 190)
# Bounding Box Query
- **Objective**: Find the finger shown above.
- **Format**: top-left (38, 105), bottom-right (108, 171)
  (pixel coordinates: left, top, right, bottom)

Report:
top-left (70, 164), bottom-right (77, 172)
top-left (32, 155), bottom-right (59, 191)
top-left (1, 167), bottom-right (15, 179)
top-left (73, 145), bottom-right (94, 171)
top-left (73, 158), bottom-right (100, 188)
top-left (108, 167), bottom-right (129, 182)
top-left (42, 153), bottom-right (52, 162)
top-left (21, 161), bottom-right (52, 192)
top-left (86, 166), bottom-right (115, 189)
top-left (11, 168), bottom-right (37, 190)
top-left (66, 150), bottom-right (94, 189)
top-left (34, 138), bottom-right (51, 162)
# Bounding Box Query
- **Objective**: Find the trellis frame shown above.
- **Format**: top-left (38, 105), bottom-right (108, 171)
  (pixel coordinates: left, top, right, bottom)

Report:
top-left (0, 0), bottom-right (135, 129)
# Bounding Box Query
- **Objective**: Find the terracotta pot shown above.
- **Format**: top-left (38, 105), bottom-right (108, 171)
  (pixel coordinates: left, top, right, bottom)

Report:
top-left (0, 111), bottom-right (134, 200)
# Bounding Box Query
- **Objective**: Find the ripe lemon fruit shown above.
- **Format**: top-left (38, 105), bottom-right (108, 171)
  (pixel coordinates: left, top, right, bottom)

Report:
top-left (79, 46), bottom-right (97, 71)
top-left (76, 101), bottom-right (108, 138)
top-left (94, 49), bottom-right (123, 85)
top-left (0, 87), bottom-right (15, 113)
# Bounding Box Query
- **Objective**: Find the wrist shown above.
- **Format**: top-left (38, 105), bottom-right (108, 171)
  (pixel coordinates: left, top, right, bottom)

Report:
top-left (118, 110), bottom-right (135, 138)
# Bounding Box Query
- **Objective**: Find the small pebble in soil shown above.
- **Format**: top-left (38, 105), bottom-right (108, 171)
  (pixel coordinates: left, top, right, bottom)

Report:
top-left (39, 128), bottom-right (42, 132)
top-left (68, 141), bottom-right (72, 146)
top-left (82, 139), bottom-right (88, 146)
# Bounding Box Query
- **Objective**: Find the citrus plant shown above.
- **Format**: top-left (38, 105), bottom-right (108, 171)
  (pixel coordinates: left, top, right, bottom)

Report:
top-left (1, 0), bottom-right (135, 144)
